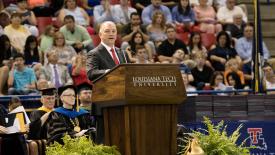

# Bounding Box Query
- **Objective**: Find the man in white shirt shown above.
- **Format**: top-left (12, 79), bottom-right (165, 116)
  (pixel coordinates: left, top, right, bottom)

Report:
top-left (217, 0), bottom-right (247, 25)
top-left (112, 0), bottom-right (137, 25)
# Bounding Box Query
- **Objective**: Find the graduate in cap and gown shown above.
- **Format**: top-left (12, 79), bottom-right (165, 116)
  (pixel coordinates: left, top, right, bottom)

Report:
top-left (28, 87), bottom-right (57, 140)
top-left (46, 85), bottom-right (93, 144)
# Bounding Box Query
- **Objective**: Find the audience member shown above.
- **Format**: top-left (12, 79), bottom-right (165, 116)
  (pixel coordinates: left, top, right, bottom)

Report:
top-left (217, 0), bottom-right (247, 25)
top-left (207, 71), bottom-right (225, 91)
top-left (0, 35), bottom-right (18, 95)
top-left (235, 24), bottom-right (270, 63)
top-left (157, 24), bottom-right (188, 63)
top-left (146, 10), bottom-right (168, 48)
top-left (39, 25), bottom-right (56, 63)
top-left (29, 0), bottom-right (54, 17)
top-left (191, 51), bottom-right (214, 89)
top-left (134, 45), bottom-right (151, 64)
top-left (209, 31), bottom-right (240, 71)
top-left (188, 32), bottom-right (207, 56)
top-left (121, 12), bottom-right (152, 51)
top-left (86, 21), bottom-right (130, 80)
top-left (81, 0), bottom-right (100, 16)
top-left (58, 0), bottom-right (90, 27)
top-left (44, 32), bottom-right (77, 66)
top-left (23, 35), bottom-right (42, 77)
top-left (171, 49), bottom-right (189, 64)
top-left (60, 15), bottom-right (93, 53)
top-left (226, 71), bottom-right (245, 90)
top-left (142, 0), bottom-right (172, 26)
top-left (182, 72), bottom-right (197, 96)
top-left (125, 31), bottom-right (154, 63)
top-left (93, 0), bottom-right (117, 27)
top-left (263, 62), bottom-right (274, 88)
top-left (40, 51), bottom-right (73, 88)
top-left (193, 0), bottom-right (222, 33)
top-left (72, 53), bottom-right (92, 86)
top-left (8, 53), bottom-right (38, 95)
top-left (112, 0), bottom-right (137, 25)
top-left (172, 0), bottom-right (195, 32)
top-left (0, 12), bottom-right (10, 36)
top-left (224, 58), bottom-right (245, 85)
top-left (132, 0), bottom-right (151, 15)
top-left (4, 13), bottom-right (31, 53)
top-left (225, 13), bottom-right (246, 40)
top-left (16, 0), bottom-right (39, 37)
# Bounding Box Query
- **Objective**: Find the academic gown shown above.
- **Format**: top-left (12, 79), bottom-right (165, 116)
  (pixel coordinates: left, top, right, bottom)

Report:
top-left (28, 109), bottom-right (48, 140)
top-left (46, 107), bottom-right (94, 144)
top-left (0, 105), bottom-right (28, 155)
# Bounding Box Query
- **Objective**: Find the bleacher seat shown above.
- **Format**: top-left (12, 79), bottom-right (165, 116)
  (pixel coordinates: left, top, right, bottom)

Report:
top-left (176, 32), bottom-right (189, 45)
top-left (36, 17), bottom-right (53, 35)
top-left (201, 33), bottom-right (216, 50)
top-left (91, 34), bottom-right (101, 47)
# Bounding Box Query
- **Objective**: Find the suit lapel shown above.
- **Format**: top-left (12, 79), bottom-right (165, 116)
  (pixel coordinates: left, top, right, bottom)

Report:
top-left (99, 44), bottom-right (116, 67)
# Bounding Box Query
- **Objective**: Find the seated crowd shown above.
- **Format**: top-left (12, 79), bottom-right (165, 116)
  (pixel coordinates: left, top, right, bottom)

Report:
top-left (0, 0), bottom-right (275, 154)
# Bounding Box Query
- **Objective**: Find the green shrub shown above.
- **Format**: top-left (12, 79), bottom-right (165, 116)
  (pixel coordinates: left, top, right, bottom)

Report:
top-left (46, 135), bottom-right (121, 155)
top-left (190, 117), bottom-right (252, 155)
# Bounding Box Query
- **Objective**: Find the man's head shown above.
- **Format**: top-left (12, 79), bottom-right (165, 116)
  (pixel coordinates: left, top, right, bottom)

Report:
top-left (263, 62), bottom-right (274, 78)
top-left (226, 0), bottom-right (236, 10)
top-left (47, 51), bottom-right (58, 64)
top-left (40, 88), bottom-right (56, 110)
top-left (10, 13), bottom-right (22, 26)
top-left (0, 12), bottom-right (10, 28)
top-left (130, 12), bottom-right (141, 26)
top-left (243, 24), bottom-right (254, 40)
top-left (166, 24), bottom-right (176, 40)
top-left (233, 13), bottom-right (243, 25)
top-left (64, 15), bottom-right (75, 31)
top-left (13, 53), bottom-right (25, 68)
top-left (99, 21), bottom-right (117, 47)
top-left (77, 83), bottom-right (93, 104)
top-left (59, 85), bottom-right (76, 107)
top-left (151, 0), bottom-right (162, 8)
top-left (17, 0), bottom-right (28, 9)
top-left (135, 45), bottom-right (148, 62)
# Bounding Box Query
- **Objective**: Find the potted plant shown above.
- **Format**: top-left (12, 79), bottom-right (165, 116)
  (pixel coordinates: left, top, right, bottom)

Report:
top-left (46, 135), bottom-right (121, 155)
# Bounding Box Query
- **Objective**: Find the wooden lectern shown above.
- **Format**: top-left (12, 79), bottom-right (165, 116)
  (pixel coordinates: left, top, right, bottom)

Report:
top-left (92, 64), bottom-right (186, 155)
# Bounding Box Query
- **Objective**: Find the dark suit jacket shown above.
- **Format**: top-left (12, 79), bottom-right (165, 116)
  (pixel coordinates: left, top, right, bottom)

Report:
top-left (86, 43), bottom-right (130, 81)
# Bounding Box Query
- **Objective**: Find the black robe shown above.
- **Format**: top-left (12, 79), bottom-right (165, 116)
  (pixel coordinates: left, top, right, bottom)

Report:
top-left (0, 105), bottom-right (28, 155)
top-left (28, 110), bottom-right (48, 140)
top-left (46, 108), bottom-right (94, 144)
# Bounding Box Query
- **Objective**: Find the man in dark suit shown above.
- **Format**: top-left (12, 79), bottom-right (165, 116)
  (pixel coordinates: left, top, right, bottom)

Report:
top-left (86, 21), bottom-right (129, 81)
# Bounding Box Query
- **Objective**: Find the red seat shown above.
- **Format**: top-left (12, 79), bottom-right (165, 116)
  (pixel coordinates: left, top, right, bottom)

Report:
top-left (36, 17), bottom-right (53, 35)
top-left (176, 32), bottom-right (190, 45)
top-left (91, 34), bottom-right (101, 47)
top-left (201, 33), bottom-right (216, 50)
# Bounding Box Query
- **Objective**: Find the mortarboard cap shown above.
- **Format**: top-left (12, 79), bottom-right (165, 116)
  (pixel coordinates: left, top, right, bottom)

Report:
top-left (40, 87), bottom-right (57, 96)
top-left (76, 82), bottom-right (93, 94)
top-left (58, 85), bottom-right (76, 96)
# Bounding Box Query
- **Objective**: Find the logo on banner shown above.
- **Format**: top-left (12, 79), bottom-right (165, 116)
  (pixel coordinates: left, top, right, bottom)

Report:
top-left (247, 128), bottom-right (267, 150)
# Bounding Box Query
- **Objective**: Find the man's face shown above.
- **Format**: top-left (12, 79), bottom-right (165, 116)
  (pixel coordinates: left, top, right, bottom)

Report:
top-left (226, 0), bottom-right (235, 10)
top-left (166, 28), bottom-right (176, 40)
top-left (131, 15), bottom-right (141, 26)
top-left (136, 48), bottom-right (148, 60)
top-left (233, 14), bottom-right (243, 25)
top-left (99, 22), bottom-right (117, 46)
top-left (244, 26), bottom-right (253, 39)
top-left (79, 90), bottom-right (92, 103)
top-left (41, 95), bottom-right (56, 110)
top-left (11, 16), bottom-right (22, 26)
top-left (14, 57), bottom-right (25, 67)
top-left (263, 66), bottom-right (274, 77)
top-left (61, 89), bottom-right (76, 106)
top-left (64, 18), bottom-right (75, 31)
top-left (151, 0), bottom-right (161, 8)
top-left (48, 52), bottom-right (58, 64)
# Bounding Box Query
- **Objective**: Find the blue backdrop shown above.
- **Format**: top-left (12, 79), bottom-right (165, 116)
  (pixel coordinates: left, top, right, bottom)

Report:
top-left (184, 121), bottom-right (275, 154)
